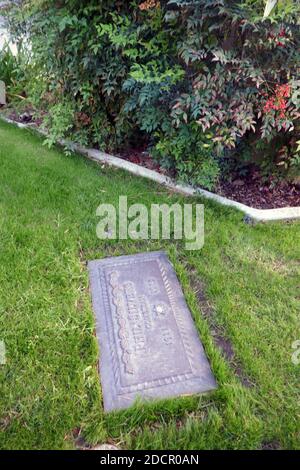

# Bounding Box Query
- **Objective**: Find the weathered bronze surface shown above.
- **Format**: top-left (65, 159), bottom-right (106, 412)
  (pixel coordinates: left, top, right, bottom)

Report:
top-left (89, 251), bottom-right (217, 411)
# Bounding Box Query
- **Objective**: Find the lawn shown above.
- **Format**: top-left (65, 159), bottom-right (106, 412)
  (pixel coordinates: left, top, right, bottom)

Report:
top-left (0, 119), bottom-right (299, 450)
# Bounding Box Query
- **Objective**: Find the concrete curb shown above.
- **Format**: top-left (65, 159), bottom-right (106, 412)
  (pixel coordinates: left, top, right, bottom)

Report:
top-left (1, 115), bottom-right (300, 223)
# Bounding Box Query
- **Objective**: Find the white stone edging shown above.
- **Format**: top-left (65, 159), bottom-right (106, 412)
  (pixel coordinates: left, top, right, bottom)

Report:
top-left (1, 115), bottom-right (300, 223)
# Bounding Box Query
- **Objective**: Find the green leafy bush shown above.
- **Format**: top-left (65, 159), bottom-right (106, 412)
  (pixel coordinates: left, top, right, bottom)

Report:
top-left (0, 40), bottom-right (38, 110)
top-left (153, 125), bottom-right (220, 190)
top-left (7, 0), bottom-right (300, 186)
top-left (0, 44), bottom-right (28, 102)
top-left (0, 44), bottom-right (16, 87)
top-left (42, 99), bottom-right (75, 149)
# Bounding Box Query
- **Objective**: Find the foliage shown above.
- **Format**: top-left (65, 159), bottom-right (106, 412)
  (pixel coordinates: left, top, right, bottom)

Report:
top-left (6, 0), bottom-right (300, 186)
top-left (42, 99), bottom-right (75, 149)
top-left (0, 44), bottom-right (16, 87)
top-left (167, 0), bottom-right (300, 176)
top-left (0, 39), bottom-right (38, 109)
top-left (0, 44), bottom-right (28, 102)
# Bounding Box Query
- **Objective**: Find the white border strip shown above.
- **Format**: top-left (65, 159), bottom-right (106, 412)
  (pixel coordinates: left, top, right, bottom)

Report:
top-left (1, 116), bottom-right (300, 223)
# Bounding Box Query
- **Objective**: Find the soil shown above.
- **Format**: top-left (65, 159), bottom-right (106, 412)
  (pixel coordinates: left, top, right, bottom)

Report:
top-left (7, 108), bottom-right (45, 127)
top-left (117, 147), bottom-right (161, 172)
top-left (4, 110), bottom-right (300, 210)
top-left (184, 262), bottom-right (254, 388)
top-left (118, 148), bottom-right (300, 209)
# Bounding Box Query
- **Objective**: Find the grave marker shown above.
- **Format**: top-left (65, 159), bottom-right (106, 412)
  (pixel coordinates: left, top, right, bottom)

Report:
top-left (89, 251), bottom-right (217, 411)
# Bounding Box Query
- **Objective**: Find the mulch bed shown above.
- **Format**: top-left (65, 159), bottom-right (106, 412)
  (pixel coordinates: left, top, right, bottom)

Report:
top-left (6, 108), bottom-right (45, 127)
top-left (4, 110), bottom-right (300, 210)
top-left (118, 148), bottom-right (300, 209)
top-left (117, 147), bottom-right (162, 173)
top-left (217, 174), bottom-right (300, 209)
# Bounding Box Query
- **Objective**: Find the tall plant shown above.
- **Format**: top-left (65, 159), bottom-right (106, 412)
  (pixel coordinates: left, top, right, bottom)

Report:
top-left (6, 0), bottom-right (300, 186)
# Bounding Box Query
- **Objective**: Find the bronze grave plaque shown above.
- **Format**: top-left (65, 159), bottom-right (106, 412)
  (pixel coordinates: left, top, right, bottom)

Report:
top-left (89, 251), bottom-right (217, 411)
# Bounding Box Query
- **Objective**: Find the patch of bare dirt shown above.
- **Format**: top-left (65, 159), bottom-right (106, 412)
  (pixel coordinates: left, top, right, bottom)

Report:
top-left (185, 264), bottom-right (254, 388)
top-left (217, 171), bottom-right (300, 209)
top-left (7, 108), bottom-right (44, 127)
top-left (117, 146), bottom-right (173, 176)
top-left (261, 439), bottom-right (281, 450)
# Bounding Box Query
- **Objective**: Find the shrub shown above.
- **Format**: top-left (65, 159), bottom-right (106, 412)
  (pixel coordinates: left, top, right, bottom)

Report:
top-left (7, 0), bottom-right (300, 186)
top-left (153, 124), bottom-right (220, 190)
top-left (167, 0), bottom-right (300, 176)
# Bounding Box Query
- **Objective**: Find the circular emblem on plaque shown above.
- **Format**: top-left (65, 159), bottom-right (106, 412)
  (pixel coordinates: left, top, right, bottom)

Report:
top-left (153, 301), bottom-right (170, 317)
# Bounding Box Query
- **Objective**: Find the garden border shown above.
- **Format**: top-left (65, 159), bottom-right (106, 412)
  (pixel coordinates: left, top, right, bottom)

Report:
top-left (1, 115), bottom-right (300, 223)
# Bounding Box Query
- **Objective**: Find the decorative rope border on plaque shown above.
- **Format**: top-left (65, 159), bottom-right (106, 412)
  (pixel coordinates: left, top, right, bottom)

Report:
top-left (98, 267), bottom-right (122, 392)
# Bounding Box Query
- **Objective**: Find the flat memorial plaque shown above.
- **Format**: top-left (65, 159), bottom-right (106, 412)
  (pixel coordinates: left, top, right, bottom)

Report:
top-left (89, 251), bottom-right (217, 411)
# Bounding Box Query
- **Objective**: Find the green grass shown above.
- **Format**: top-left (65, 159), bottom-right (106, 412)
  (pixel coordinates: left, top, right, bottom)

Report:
top-left (0, 119), bottom-right (299, 450)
